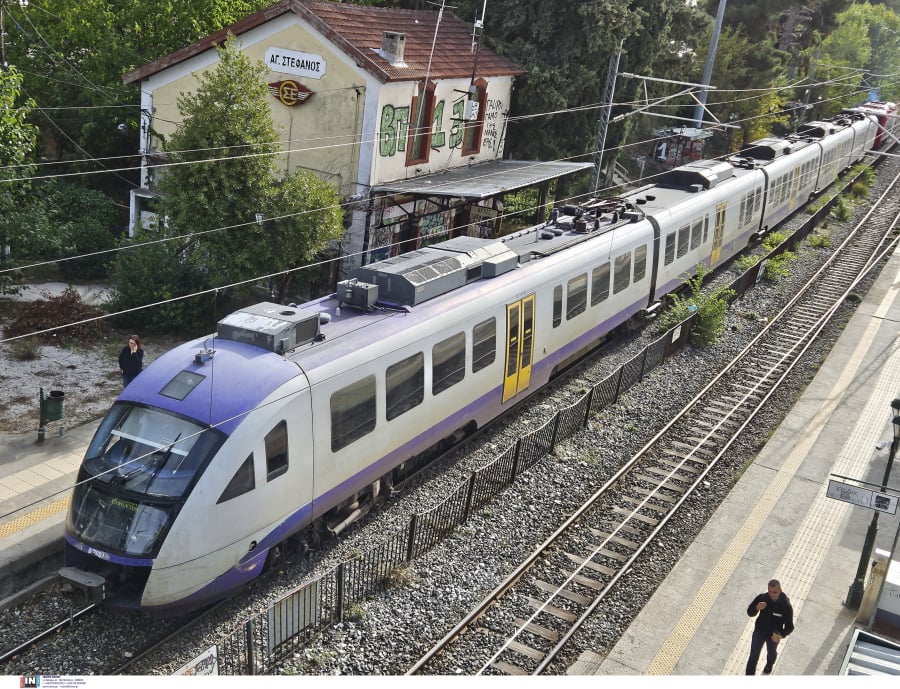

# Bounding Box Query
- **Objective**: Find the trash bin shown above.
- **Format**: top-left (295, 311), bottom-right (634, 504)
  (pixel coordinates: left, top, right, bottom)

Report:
top-left (44, 390), bottom-right (65, 422)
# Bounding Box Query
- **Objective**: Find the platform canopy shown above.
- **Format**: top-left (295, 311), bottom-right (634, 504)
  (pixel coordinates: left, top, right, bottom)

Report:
top-left (373, 160), bottom-right (594, 199)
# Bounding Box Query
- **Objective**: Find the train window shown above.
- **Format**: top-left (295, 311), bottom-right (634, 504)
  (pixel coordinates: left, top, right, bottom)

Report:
top-left (217, 454), bottom-right (255, 504)
top-left (591, 263), bottom-right (610, 305)
top-left (634, 245), bottom-right (647, 282)
top-left (160, 370), bottom-right (206, 401)
top-left (552, 285), bottom-right (563, 327)
top-left (690, 219), bottom-right (703, 249)
top-left (754, 188), bottom-right (762, 214)
top-left (433, 332), bottom-right (466, 395)
top-left (386, 352), bottom-right (424, 420)
top-left (613, 252), bottom-right (631, 294)
top-left (265, 420), bottom-right (289, 481)
top-left (472, 318), bottom-right (496, 373)
top-left (664, 233), bottom-right (676, 265)
top-left (677, 225), bottom-right (690, 258)
top-left (566, 273), bottom-right (588, 320)
top-left (331, 376), bottom-right (376, 452)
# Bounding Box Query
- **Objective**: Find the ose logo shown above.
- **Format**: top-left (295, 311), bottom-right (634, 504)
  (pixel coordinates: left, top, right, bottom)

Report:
top-left (21, 677), bottom-right (40, 688)
top-left (267, 80), bottom-right (313, 107)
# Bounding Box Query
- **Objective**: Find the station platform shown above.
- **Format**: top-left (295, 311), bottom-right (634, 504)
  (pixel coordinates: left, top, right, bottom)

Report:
top-left (0, 420), bottom-right (98, 603)
top-left (570, 243), bottom-right (900, 676)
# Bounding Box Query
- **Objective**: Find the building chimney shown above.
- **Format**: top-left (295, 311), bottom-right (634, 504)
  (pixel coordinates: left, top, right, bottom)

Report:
top-left (380, 31), bottom-right (407, 66)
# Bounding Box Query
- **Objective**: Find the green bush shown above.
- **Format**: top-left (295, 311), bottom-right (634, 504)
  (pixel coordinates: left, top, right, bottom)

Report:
top-left (849, 181), bottom-right (868, 199)
top-left (735, 254), bottom-right (760, 272)
top-left (807, 232), bottom-right (831, 249)
top-left (830, 196), bottom-right (851, 221)
top-left (4, 181), bottom-right (120, 280)
top-left (658, 264), bottom-right (735, 347)
top-left (760, 251), bottom-right (794, 282)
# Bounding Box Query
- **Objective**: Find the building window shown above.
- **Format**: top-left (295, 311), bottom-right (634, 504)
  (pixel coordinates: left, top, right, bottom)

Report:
top-left (407, 84), bottom-right (435, 166)
top-left (462, 79), bottom-right (488, 156)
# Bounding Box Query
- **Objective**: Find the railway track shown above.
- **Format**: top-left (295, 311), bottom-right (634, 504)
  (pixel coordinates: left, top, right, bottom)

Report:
top-left (407, 169), bottom-right (900, 676)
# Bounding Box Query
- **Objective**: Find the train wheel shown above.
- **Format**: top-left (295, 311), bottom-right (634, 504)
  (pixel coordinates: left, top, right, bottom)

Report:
top-left (264, 542), bottom-right (285, 572)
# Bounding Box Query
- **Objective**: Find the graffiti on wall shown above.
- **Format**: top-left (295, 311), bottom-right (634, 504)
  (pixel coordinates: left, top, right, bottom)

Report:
top-left (419, 207), bottom-right (449, 247)
top-left (379, 95), bottom-right (505, 158)
top-left (482, 98), bottom-right (504, 153)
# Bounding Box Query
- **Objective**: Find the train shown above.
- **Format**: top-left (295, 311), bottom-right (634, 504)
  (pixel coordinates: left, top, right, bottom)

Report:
top-left (59, 102), bottom-right (895, 614)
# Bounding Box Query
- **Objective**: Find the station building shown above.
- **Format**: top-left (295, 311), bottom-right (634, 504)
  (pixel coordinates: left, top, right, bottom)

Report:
top-left (122, 0), bottom-right (591, 275)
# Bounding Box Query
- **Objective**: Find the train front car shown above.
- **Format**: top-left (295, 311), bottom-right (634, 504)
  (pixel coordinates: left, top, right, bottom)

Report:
top-left (61, 304), bottom-right (314, 614)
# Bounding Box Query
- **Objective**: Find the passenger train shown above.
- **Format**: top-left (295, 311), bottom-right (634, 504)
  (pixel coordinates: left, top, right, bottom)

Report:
top-left (60, 103), bottom-right (895, 614)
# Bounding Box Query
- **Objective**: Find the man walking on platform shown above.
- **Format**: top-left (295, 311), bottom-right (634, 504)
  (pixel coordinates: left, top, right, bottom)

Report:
top-left (745, 579), bottom-right (795, 675)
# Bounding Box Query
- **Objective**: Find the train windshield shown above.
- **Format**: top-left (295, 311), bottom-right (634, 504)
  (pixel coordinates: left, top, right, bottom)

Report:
top-left (68, 487), bottom-right (171, 556)
top-left (82, 403), bottom-right (223, 498)
top-left (68, 403), bottom-right (224, 557)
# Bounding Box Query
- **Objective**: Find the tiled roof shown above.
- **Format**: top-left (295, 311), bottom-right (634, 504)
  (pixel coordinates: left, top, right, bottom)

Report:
top-left (123, 0), bottom-right (523, 85)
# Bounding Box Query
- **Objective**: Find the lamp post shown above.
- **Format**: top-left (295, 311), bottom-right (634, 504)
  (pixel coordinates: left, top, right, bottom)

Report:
top-left (846, 398), bottom-right (900, 610)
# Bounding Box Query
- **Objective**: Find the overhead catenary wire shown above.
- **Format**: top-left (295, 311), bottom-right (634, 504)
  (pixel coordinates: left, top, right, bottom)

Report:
top-left (0, 79), bottom-right (884, 291)
top-left (2, 69), bottom-right (893, 181)
top-left (0, 86), bottom-right (884, 347)
top-left (0, 35), bottom-right (893, 341)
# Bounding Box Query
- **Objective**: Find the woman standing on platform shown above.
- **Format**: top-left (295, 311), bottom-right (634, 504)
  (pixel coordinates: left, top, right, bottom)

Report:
top-left (745, 579), bottom-right (795, 675)
top-left (118, 334), bottom-right (144, 388)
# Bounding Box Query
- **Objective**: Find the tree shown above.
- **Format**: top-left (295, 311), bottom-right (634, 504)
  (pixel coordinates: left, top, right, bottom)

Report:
top-left (109, 35), bottom-right (345, 333)
top-left (440, 0), bottom-right (701, 194)
top-left (813, 2), bottom-right (900, 112)
top-left (0, 66), bottom-right (38, 245)
top-left (2, 0), bottom-right (271, 204)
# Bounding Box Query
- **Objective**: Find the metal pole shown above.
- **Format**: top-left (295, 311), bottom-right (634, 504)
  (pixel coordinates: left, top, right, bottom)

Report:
top-left (693, 0), bottom-right (728, 128)
top-left (1, 1), bottom-right (7, 70)
top-left (37, 386), bottom-right (45, 443)
top-left (867, 512), bottom-right (900, 630)
top-left (589, 42), bottom-right (623, 196)
top-left (846, 403), bottom-right (900, 609)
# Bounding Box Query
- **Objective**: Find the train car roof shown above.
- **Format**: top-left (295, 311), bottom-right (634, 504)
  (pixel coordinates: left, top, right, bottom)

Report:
top-left (118, 337), bottom-right (302, 435)
top-left (619, 160), bottom-right (760, 218)
top-left (218, 203), bottom-right (655, 375)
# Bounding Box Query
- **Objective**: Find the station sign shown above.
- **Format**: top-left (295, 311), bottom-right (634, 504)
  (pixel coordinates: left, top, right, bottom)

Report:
top-left (827, 479), bottom-right (898, 514)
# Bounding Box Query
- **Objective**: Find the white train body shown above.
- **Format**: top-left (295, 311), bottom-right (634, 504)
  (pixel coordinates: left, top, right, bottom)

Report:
top-left (62, 111), bottom-right (882, 614)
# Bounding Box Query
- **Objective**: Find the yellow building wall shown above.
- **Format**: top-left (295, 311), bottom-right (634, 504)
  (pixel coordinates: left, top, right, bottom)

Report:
top-left (146, 21), bottom-right (366, 197)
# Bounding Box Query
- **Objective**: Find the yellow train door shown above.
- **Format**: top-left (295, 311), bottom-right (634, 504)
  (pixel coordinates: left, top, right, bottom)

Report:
top-left (710, 202), bottom-right (726, 265)
top-left (502, 294), bottom-right (535, 403)
top-left (789, 165), bottom-right (801, 211)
